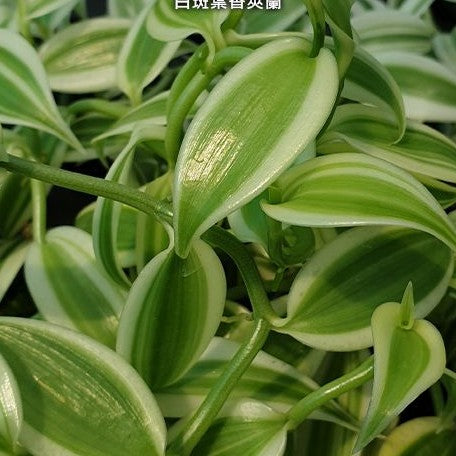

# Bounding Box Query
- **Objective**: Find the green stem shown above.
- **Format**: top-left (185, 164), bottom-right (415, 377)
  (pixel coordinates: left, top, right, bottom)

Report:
top-left (203, 226), bottom-right (280, 324)
top-left (444, 368), bottom-right (456, 382)
top-left (167, 317), bottom-right (271, 456)
top-left (286, 357), bottom-right (374, 430)
top-left (30, 178), bottom-right (46, 244)
top-left (0, 154), bottom-right (172, 224)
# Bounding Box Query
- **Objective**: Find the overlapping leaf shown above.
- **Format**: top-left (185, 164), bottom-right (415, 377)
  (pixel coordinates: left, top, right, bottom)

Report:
top-left (270, 227), bottom-right (452, 351)
top-left (261, 153), bottom-right (456, 252)
top-left (109, 0), bottom-right (149, 17)
top-left (39, 18), bottom-right (130, 93)
top-left (0, 239), bottom-right (29, 303)
top-left (354, 291), bottom-right (446, 450)
top-left (0, 30), bottom-right (81, 150)
top-left (0, 318), bottom-right (166, 456)
top-left (433, 29), bottom-right (456, 74)
top-left (375, 51), bottom-right (456, 122)
top-left (24, 227), bottom-right (125, 348)
top-left (24, 0), bottom-right (76, 19)
top-left (117, 4), bottom-right (180, 105)
top-left (117, 239), bottom-right (226, 390)
top-left (319, 104), bottom-right (456, 183)
top-left (173, 38), bottom-right (338, 257)
top-left (391, 0), bottom-right (434, 15)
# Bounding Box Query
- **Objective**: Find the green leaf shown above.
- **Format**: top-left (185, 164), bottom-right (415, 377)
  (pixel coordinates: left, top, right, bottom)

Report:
top-left (108, 0), bottom-right (149, 17)
top-left (156, 337), bottom-right (351, 425)
top-left (0, 240), bottom-right (29, 303)
top-left (147, 0), bottom-right (229, 60)
top-left (319, 104), bottom-right (456, 183)
top-left (24, 227), bottom-right (125, 348)
top-left (354, 297), bottom-right (446, 450)
top-left (271, 227), bottom-right (453, 350)
top-left (188, 400), bottom-right (287, 456)
top-left (261, 153), bottom-right (456, 252)
top-left (0, 318), bottom-right (166, 456)
top-left (395, 0), bottom-right (434, 15)
top-left (174, 38), bottom-right (338, 257)
top-left (93, 91), bottom-right (168, 142)
top-left (378, 417), bottom-right (456, 455)
top-left (24, 0), bottom-right (76, 19)
top-left (0, 126), bottom-right (6, 162)
top-left (433, 29), bottom-right (456, 74)
top-left (0, 353), bottom-right (22, 454)
top-left (117, 238), bottom-right (226, 390)
top-left (352, 10), bottom-right (433, 54)
top-left (39, 18), bottom-right (130, 93)
top-left (375, 51), bottom-right (456, 122)
top-left (0, 30), bottom-right (81, 151)
top-left (93, 124), bottom-right (166, 288)
top-left (117, 4), bottom-right (180, 105)
top-left (419, 174), bottom-right (456, 209)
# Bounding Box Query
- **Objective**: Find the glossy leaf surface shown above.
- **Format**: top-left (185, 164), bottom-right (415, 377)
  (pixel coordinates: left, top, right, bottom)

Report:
top-left (174, 38), bottom-right (338, 256)
top-left (355, 300), bottom-right (446, 450)
top-left (117, 239), bottom-right (226, 389)
top-left (24, 227), bottom-right (124, 348)
top-left (39, 18), bottom-right (130, 93)
top-left (262, 153), bottom-right (456, 252)
top-left (0, 318), bottom-right (166, 456)
top-left (0, 30), bottom-right (81, 150)
top-left (272, 227), bottom-right (453, 350)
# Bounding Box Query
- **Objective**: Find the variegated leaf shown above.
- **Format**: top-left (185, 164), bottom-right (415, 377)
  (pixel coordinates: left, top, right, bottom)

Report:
top-left (24, 227), bottom-right (125, 348)
top-left (0, 239), bottom-right (29, 303)
top-left (0, 318), bottom-right (166, 456)
top-left (319, 104), bottom-right (456, 183)
top-left (108, 0), bottom-right (149, 17)
top-left (394, 0), bottom-right (434, 15)
top-left (39, 18), bottom-right (130, 93)
top-left (271, 227), bottom-right (452, 351)
top-left (174, 38), bottom-right (338, 257)
top-left (24, 0), bottom-right (76, 19)
top-left (117, 238), bottom-right (226, 390)
top-left (262, 153), bottom-right (456, 252)
top-left (354, 290), bottom-right (446, 450)
top-left (433, 29), bottom-right (456, 74)
top-left (117, 4), bottom-right (180, 105)
top-left (0, 30), bottom-right (81, 150)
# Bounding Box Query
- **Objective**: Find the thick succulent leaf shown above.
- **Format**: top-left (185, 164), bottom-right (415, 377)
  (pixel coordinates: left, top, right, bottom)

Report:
top-left (0, 30), bottom-right (81, 150)
top-left (0, 353), bottom-right (22, 453)
top-left (354, 301), bottom-right (446, 450)
top-left (174, 39), bottom-right (338, 257)
top-left (76, 202), bottom-right (138, 268)
top-left (189, 400), bottom-right (287, 456)
top-left (136, 171), bottom-right (172, 271)
top-left (117, 239), bottom-right (226, 390)
top-left (108, 0), bottom-right (149, 17)
top-left (262, 153), bottom-right (456, 252)
top-left (342, 44), bottom-right (405, 139)
top-left (271, 227), bottom-right (453, 351)
top-left (24, 0), bottom-right (76, 19)
top-left (352, 10), bottom-right (433, 54)
top-left (0, 318), bottom-right (166, 456)
top-left (156, 337), bottom-right (350, 425)
top-left (117, 4), bottom-right (180, 105)
top-left (242, 0), bottom-right (306, 33)
top-left (433, 29), bottom-right (456, 74)
top-left (375, 51), bottom-right (456, 122)
top-left (93, 91), bottom-right (168, 142)
top-left (24, 227), bottom-right (125, 348)
top-left (378, 417), bottom-right (456, 455)
top-left (319, 104), bottom-right (456, 183)
top-left (0, 240), bottom-right (29, 303)
top-left (93, 124), bottom-right (166, 288)
top-left (39, 18), bottom-right (130, 93)
top-left (147, 0), bottom-right (229, 60)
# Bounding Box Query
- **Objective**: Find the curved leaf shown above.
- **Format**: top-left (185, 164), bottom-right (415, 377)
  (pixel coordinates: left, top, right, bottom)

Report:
top-left (117, 4), bottom-right (180, 105)
top-left (319, 104), bottom-right (456, 183)
top-left (117, 238), bottom-right (226, 389)
top-left (24, 0), bottom-right (76, 19)
top-left (0, 240), bottom-right (29, 303)
top-left (0, 353), bottom-right (21, 454)
top-left (433, 29), bottom-right (456, 74)
top-left (375, 51), bottom-right (456, 122)
top-left (39, 18), bottom-right (130, 93)
top-left (0, 30), bottom-right (81, 150)
top-left (354, 296), bottom-right (446, 450)
top-left (261, 153), bottom-right (456, 252)
top-left (174, 39), bottom-right (338, 257)
top-left (271, 227), bottom-right (453, 351)
top-left (109, 0), bottom-right (149, 17)
top-left (0, 318), bottom-right (166, 456)
top-left (24, 227), bottom-right (125, 348)
top-left (352, 10), bottom-right (433, 54)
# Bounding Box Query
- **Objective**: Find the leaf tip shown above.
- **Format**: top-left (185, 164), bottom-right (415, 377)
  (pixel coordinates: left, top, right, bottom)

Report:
top-left (400, 281), bottom-right (415, 329)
